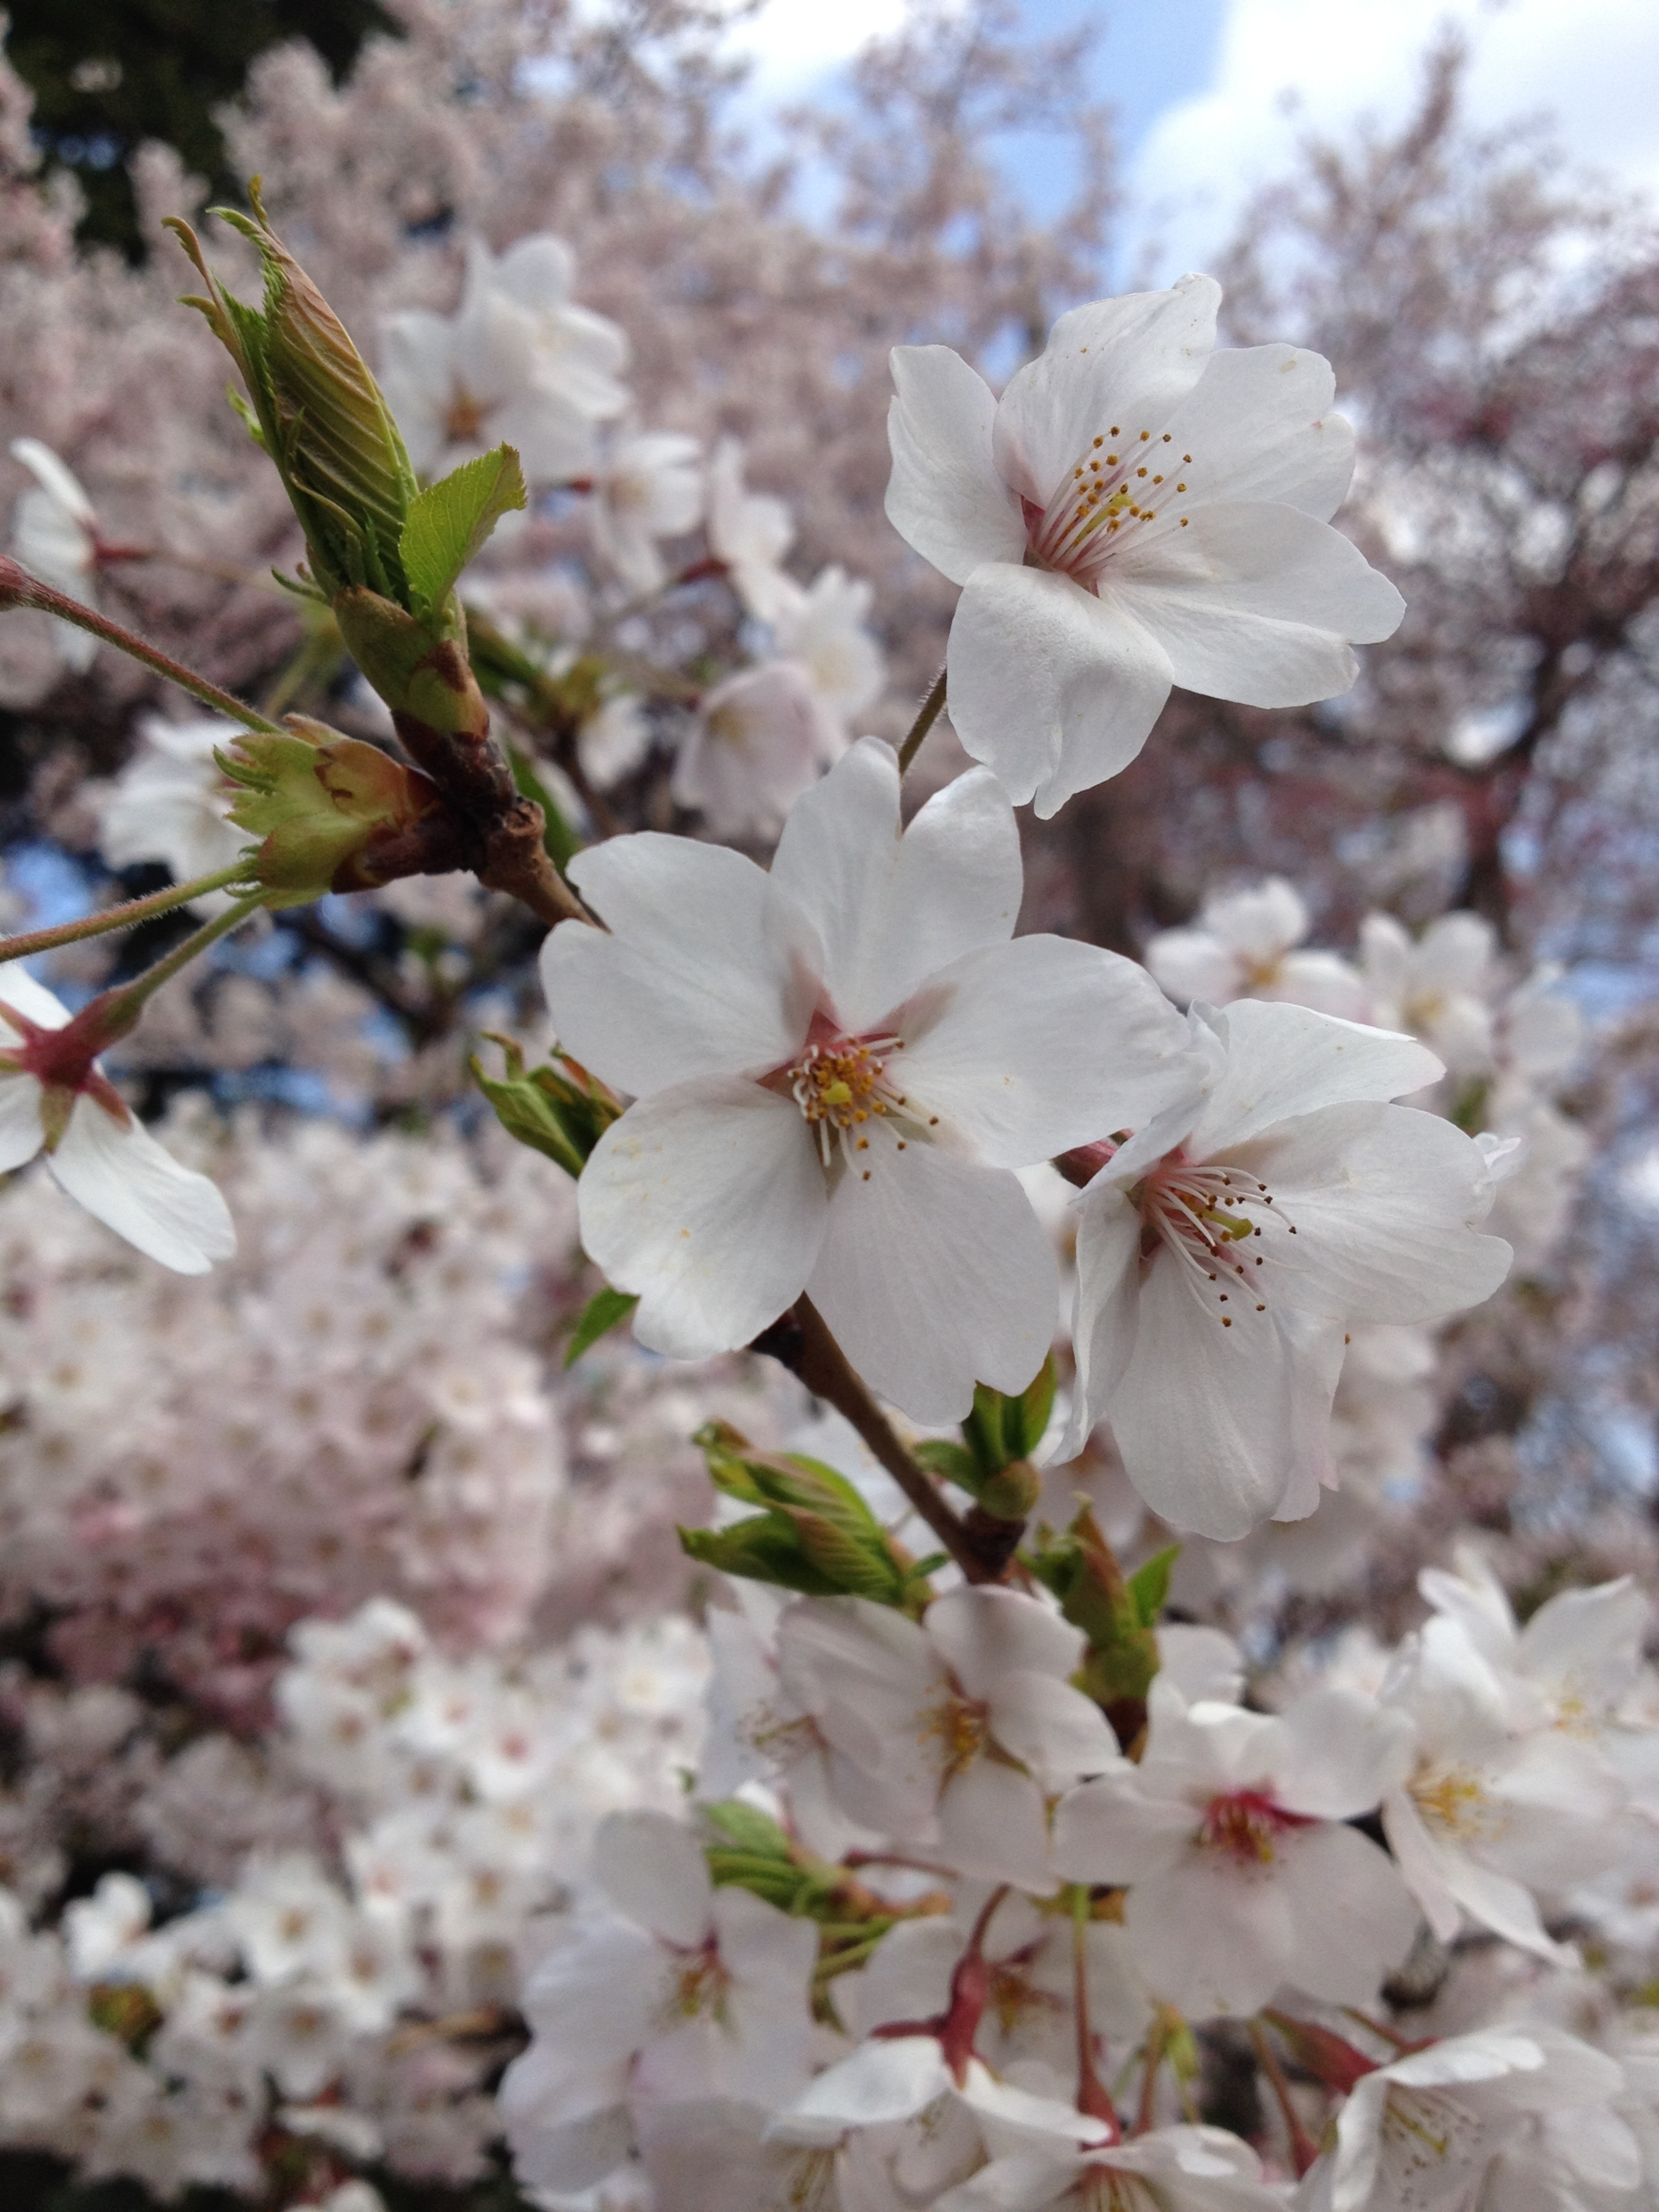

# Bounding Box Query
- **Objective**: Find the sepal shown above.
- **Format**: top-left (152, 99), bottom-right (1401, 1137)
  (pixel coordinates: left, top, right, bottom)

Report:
top-left (218, 717), bottom-right (453, 904)
top-left (469, 1033), bottom-right (622, 1178)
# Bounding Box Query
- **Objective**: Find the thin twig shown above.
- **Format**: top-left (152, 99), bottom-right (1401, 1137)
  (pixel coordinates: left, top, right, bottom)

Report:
top-left (0, 559), bottom-right (284, 734)
top-left (0, 865), bottom-right (252, 967)
top-left (897, 667), bottom-right (948, 774)
top-left (1249, 2019), bottom-right (1320, 2178)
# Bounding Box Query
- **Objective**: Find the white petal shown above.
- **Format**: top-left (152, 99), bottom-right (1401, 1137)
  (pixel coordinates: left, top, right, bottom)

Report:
top-left (0, 1073), bottom-right (44, 1172)
top-left (946, 563), bottom-right (1174, 816)
top-left (1108, 503), bottom-right (1404, 705)
top-left (594, 1809), bottom-right (711, 1945)
top-left (1191, 998), bottom-right (1444, 1154)
top-left (516, 1918), bottom-right (663, 2062)
top-left (1272, 1690), bottom-right (1415, 1819)
top-left (1156, 344), bottom-right (1354, 520)
top-left (1124, 1853), bottom-right (1295, 2017)
top-left (885, 346), bottom-right (1027, 584)
top-left (1380, 1788), bottom-right (1464, 1945)
top-left (899, 936), bottom-right (1195, 1166)
top-left (546, 836), bottom-right (806, 1094)
top-left (50, 1096), bottom-right (236, 1274)
top-left (768, 737), bottom-right (1021, 1035)
top-left (1059, 1181), bottom-right (1143, 1459)
top-left (577, 1080), bottom-right (825, 1359)
top-left (1106, 1261), bottom-right (1312, 1540)
top-left (1236, 1102), bottom-right (1512, 1324)
top-left (959, 2059), bottom-right (1111, 2143)
top-left (993, 279), bottom-right (1220, 506)
top-left (0, 957), bottom-right (73, 1033)
top-left (10, 437), bottom-right (95, 522)
top-left (1274, 1824), bottom-right (1420, 2005)
top-left (1051, 1774), bottom-right (1194, 1885)
top-left (713, 1883), bottom-right (819, 1995)
top-left (926, 1587), bottom-right (1084, 1696)
top-left (773, 2034), bottom-right (949, 2135)
top-left (937, 1759), bottom-right (1054, 1888)
top-left (988, 1672), bottom-right (1122, 1790)
top-left (808, 1139), bottom-right (1056, 1423)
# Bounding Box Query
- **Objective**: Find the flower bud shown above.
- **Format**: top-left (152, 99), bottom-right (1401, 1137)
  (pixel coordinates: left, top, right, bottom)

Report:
top-left (166, 190), bottom-right (418, 607)
top-left (219, 717), bottom-right (465, 904)
top-left (469, 1033), bottom-right (623, 1179)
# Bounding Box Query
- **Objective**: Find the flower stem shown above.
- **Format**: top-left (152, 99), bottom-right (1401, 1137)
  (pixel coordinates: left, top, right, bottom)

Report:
top-left (0, 865), bottom-right (253, 967)
top-left (1071, 1885), bottom-right (1122, 2139)
top-left (896, 666), bottom-right (947, 774)
top-left (0, 558), bottom-right (285, 735)
top-left (762, 1298), bottom-right (1009, 1584)
top-left (1249, 2019), bottom-right (1320, 2177)
top-left (95, 892), bottom-right (267, 1037)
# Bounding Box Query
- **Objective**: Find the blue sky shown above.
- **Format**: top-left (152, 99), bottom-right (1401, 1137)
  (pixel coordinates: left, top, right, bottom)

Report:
top-left (734, 0), bottom-right (1659, 272)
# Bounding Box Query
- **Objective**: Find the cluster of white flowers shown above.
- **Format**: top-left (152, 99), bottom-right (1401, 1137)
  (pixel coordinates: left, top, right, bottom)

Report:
top-left (0, 1595), bottom-right (710, 2205)
top-left (0, 203), bottom-right (1646, 2212)
top-left (494, 1544), bottom-right (1659, 2212)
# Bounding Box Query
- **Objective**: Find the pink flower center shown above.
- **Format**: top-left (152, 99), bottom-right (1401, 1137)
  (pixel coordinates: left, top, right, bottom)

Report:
top-left (781, 1012), bottom-right (933, 1172)
top-left (0, 1002), bottom-right (130, 1139)
top-left (1024, 427), bottom-right (1196, 588)
top-left (1198, 1789), bottom-right (1313, 1865)
top-left (1134, 1150), bottom-right (1289, 1328)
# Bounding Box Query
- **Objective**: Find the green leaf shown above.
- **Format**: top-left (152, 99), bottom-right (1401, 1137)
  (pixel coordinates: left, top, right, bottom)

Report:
top-left (912, 1439), bottom-right (984, 1494)
top-left (783, 1509), bottom-right (906, 1605)
top-left (1128, 1544), bottom-right (1180, 1628)
top-left (704, 1800), bottom-right (794, 1860)
top-left (679, 1518), bottom-right (849, 1599)
top-left (506, 741), bottom-right (583, 872)
top-left (401, 446), bottom-right (528, 620)
top-left (469, 1033), bottom-right (622, 1177)
top-left (564, 1285), bottom-right (639, 1368)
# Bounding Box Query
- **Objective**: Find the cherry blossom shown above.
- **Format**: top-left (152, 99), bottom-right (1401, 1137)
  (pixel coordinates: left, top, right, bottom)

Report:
top-left (1051, 1674), bottom-right (1418, 2017)
top-left (0, 961), bottom-right (237, 1274)
top-left (9, 438), bottom-right (101, 669)
top-left (589, 427), bottom-right (705, 594)
top-left (1062, 997), bottom-right (1513, 1538)
top-left (778, 1588), bottom-right (1122, 1888)
top-left (542, 735), bottom-right (1194, 1420)
top-left (98, 715), bottom-right (249, 910)
top-left (884, 276), bottom-right (1404, 814)
top-left (379, 237), bottom-right (626, 486)
top-left (1357, 911), bottom-right (1499, 1080)
top-left (1378, 1611), bottom-right (1629, 1960)
top-left (671, 658), bottom-right (843, 837)
top-left (1146, 878), bottom-right (1368, 1022)
top-left (706, 435), bottom-right (796, 622)
top-left (499, 1808), bottom-right (816, 2196)
top-left (1293, 2024), bottom-right (1625, 2212)
top-left (936, 2125), bottom-right (1291, 2212)
top-left (770, 565), bottom-right (888, 734)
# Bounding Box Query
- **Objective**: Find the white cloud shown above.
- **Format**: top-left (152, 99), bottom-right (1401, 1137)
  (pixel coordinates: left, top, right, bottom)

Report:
top-left (1131, 0), bottom-right (1659, 276)
top-left (728, 0), bottom-right (916, 99)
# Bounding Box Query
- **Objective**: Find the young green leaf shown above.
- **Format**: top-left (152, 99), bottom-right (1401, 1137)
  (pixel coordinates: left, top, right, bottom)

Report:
top-left (564, 1285), bottom-right (639, 1368)
top-left (401, 446), bottom-right (528, 622)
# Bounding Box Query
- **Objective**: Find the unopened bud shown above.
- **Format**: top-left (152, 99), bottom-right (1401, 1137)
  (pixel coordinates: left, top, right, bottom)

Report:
top-left (166, 189), bottom-right (417, 606)
top-left (219, 717), bottom-right (464, 903)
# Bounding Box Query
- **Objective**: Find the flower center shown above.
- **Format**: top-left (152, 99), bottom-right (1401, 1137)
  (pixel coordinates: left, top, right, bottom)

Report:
top-left (662, 1938), bottom-right (729, 2024)
top-left (1025, 426), bottom-right (1196, 588)
top-left (1197, 1789), bottom-right (1312, 1866)
top-left (786, 1026), bottom-right (914, 1169)
top-left (919, 1692), bottom-right (988, 1782)
top-left (1134, 1152), bottom-right (1286, 1327)
top-left (1409, 1763), bottom-right (1505, 1846)
top-left (444, 383), bottom-right (489, 445)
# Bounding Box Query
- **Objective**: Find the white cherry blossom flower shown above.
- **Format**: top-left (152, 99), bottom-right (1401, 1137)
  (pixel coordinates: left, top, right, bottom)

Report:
top-left (500, 1809), bottom-right (816, 2198)
top-left (772, 2033), bottom-right (1109, 2159)
top-left (542, 736), bottom-right (1194, 1421)
top-left (706, 435), bottom-right (796, 623)
top-left (0, 961), bottom-right (237, 1275)
top-left (1357, 911), bottom-right (1499, 1079)
top-left (99, 715), bottom-right (248, 910)
top-left (884, 276), bottom-right (1404, 815)
top-left (1379, 1613), bottom-right (1629, 1961)
top-left (770, 565), bottom-right (887, 732)
top-left (589, 427), bottom-right (704, 594)
top-left (936, 2124), bottom-right (1290, 2212)
top-left (671, 659), bottom-right (843, 838)
top-left (1293, 2024), bottom-right (1624, 2212)
top-left (10, 438), bottom-right (101, 670)
top-left (1146, 878), bottom-right (1368, 1022)
top-left (778, 1589), bottom-right (1122, 1889)
top-left (380, 238), bottom-right (624, 486)
top-left (1062, 998), bottom-right (1513, 1539)
top-left (1052, 1674), bottom-right (1418, 2018)
top-left (636, 2094), bottom-right (906, 2212)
